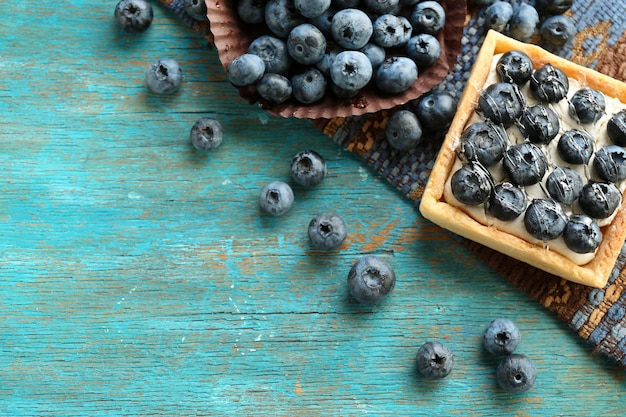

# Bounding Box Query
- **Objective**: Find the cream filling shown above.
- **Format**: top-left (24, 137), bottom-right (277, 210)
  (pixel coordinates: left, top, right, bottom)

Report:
top-left (444, 53), bottom-right (626, 265)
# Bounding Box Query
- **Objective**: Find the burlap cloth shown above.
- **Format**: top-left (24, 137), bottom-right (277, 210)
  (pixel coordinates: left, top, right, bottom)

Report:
top-left (161, 0), bottom-right (626, 368)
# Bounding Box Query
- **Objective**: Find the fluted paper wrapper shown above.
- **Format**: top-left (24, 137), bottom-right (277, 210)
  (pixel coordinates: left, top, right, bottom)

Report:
top-left (206, 0), bottom-right (466, 119)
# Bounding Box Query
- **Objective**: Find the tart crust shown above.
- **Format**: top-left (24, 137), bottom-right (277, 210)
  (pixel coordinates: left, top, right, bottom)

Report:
top-left (419, 30), bottom-right (626, 288)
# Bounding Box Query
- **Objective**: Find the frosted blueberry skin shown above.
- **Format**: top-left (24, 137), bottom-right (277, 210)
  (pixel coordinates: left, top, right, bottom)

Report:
top-left (487, 182), bottom-right (527, 221)
top-left (372, 14), bottom-right (412, 48)
top-left (415, 91), bottom-right (457, 131)
top-left (450, 162), bottom-right (494, 206)
top-left (508, 3), bottom-right (539, 43)
top-left (347, 255), bottom-right (396, 304)
top-left (290, 150), bottom-right (327, 187)
top-left (524, 198), bottom-right (568, 241)
top-left (539, 15), bottom-right (576, 53)
top-left (330, 51), bottom-right (373, 91)
top-left (545, 166), bottom-right (583, 205)
top-left (579, 182), bottom-right (622, 219)
top-left (287, 24), bottom-right (327, 65)
top-left (483, 318), bottom-right (521, 355)
top-left (237, 0), bottom-right (267, 24)
top-left (331, 8), bottom-right (374, 50)
top-left (360, 43), bottom-right (386, 70)
top-left (265, 0), bottom-right (306, 38)
top-left (309, 7), bottom-right (336, 37)
top-left (291, 68), bottom-right (328, 104)
top-left (249, 35), bottom-right (293, 75)
top-left (593, 145), bottom-right (626, 183)
top-left (557, 129), bottom-right (594, 165)
top-left (410, 1), bottom-right (446, 35)
top-left (294, 0), bottom-right (331, 18)
top-left (519, 104), bottom-right (560, 145)
top-left (563, 214), bottom-right (602, 254)
top-left (478, 82), bottom-right (527, 126)
top-left (226, 54), bottom-right (266, 87)
top-left (529, 63), bottom-right (569, 103)
top-left (460, 120), bottom-right (508, 167)
top-left (257, 73), bottom-right (293, 104)
top-left (115, 0), bottom-right (153, 33)
top-left (496, 50), bottom-right (533, 85)
top-left (145, 58), bottom-right (183, 94)
top-left (363, 0), bottom-right (401, 15)
top-left (385, 110), bottom-right (423, 151)
top-left (308, 212), bottom-right (348, 250)
top-left (496, 354), bottom-right (537, 394)
top-left (485, 1), bottom-right (513, 33)
top-left (184, 0), bottom-right (208, 21)
top-left (406, 34), bottom-right (441, 68)
top-left (416, 341), bottom-right (454, 380)
top-left (190, 117), bottom-right (224, 151)
top-left (259, 181), bottom-right (294, 216)
top-left (569, 87), bottom-right (606, 124)
top-left (375, 57), bottom-right (418, 94)
top-left (503, 142), bottom-right (548, 186)
top-left (608, 110), bottom-right (626, 146)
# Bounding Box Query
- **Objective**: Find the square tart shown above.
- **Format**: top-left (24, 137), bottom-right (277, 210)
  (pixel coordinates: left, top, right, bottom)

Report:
top-left (419, 30), bottom-right (626, 288)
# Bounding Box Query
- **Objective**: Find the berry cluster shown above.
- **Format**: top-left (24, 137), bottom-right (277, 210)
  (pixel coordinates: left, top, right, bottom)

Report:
top-left (228, 0), bottom-right (449, 105)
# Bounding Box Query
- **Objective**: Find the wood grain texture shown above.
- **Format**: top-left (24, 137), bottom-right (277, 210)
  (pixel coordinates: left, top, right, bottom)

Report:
top-left (0, 1), bottom-right (623, 416)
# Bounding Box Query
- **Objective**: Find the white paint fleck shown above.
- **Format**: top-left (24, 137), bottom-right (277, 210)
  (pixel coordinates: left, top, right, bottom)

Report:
top-left (181, 337), bottom-right (185, 343)
top-left (127, 192), bottom-right (143, 199)
top-left (358, 167), bottom-right (368, 181)
top-left (249, 349), bottom-right (256, 352)
top-left (222, 179), bottom-right (232, 185)
top-left (255, 334), bottom-right (262, 341)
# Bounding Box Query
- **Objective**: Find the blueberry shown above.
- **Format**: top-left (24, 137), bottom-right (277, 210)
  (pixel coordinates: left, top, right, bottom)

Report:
top-left (287, 24), bottom-right (327, 65)
top-left (259, 181), bottom-right (294, 216)
top-left (410, 1), bottom-right (446, 36)
top-left (237, 0), bottom-right (267, 24)
top-left (190, 117), bottom-right (223, 151)
top-left (363, 0), bottom-right (401, 15)
top-left (308, 212), bottom-right (348, 250)
top-left (347, 255), bottom-right (396, 304)
top-left (593, 145), bottom-right (626, 183)
top-left (545, 166), bottom-right (583, 205)
top-left (309, 7), bottom-right (336, 37)
top-left (496, 50), bottom-right (533, 86)
top-left (360, 43), bottom-right (386, 70)
top-left (485, 1), bottom-right (513, 33)
top-left (496, 354), bottom-right (537, 394)
top-left (569, 87), bottom-right (606, 124)
top-left (508, 3), bottom-right (539, 43)
top-left (316, 48), bottom-right (341, 76)
top-left (330, 82), bottom-right (361, 99)
top-left (290, 150), bottom-right (327, 187)
top-left (385, 110), bottom-right (423, 151)
top-left (483, 318), bottom-right (521, 355)
top-left (608, 110), bottom-right (626, 146)
top-left (518, 104), bottom-right (560, 145)
top-left (295, 0), bottom-right (331, 18)
top-left (503, 142), bottom-right (548, 187)
top-left (330, 51), bottom-right (373, 91)
top-left (563, 214), bottom-right (602, 254)
top-left (450, 162), bottom-right (494, 206)
top-left (184, 0), bottom-right (208, 21)
top-left (249, 35), bottom-right (293, 75)
top-left (375, 57), bottom-right (418, 94)
top-left (540, 15), bottom-right (576, 53)
top-left (291, 68), bottom-right (328, 104)
top-left (529, 63), bottom-right (569, 103)
top-left (333, 0), bottom-right (362, 7)
top-left (487, 182), bottom-right (527, 221)
top-left (416, 341), bottom-right (454, 380)
top-left (406, 34), bottom-right (441, 68)
top-left (478, 82), bottom-right (526, 126)
top-left (115, 0), bottom-right (153, 33)
top-left (227, 54), bottom-right (266, 87)
top-left (415, 91), bottom-right (458, 131)
top-left (536, 0), bottom-right (573, 16)
top-left (557, 129), bottom-right (594, 165)
top-left (524, 198), bottom-right (568, 241)
top-left (145, 58), bottom-right (183, 94)
top-left (331, 8), bottom-right (374, 50)
top-left (579, 182), bottom-right (622, 219)
top-left (257, 73), bottom-right (293, 104)
top-left (372, 14), bottom-right (412, 48)
top-left (265, 0), bottom-right (306, 38)
top-left (459, 120), bottom-right (508, 167)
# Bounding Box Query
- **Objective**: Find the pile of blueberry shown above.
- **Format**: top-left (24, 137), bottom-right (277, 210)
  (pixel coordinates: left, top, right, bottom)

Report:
top-left (471, 0), bottom-right (576, 55)
top-left (451, 49), bottom-right (626, 255)
top-left (227, 0), bottom-right (449, 106)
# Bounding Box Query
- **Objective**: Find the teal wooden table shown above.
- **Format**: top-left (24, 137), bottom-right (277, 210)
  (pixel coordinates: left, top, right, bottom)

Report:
top-left (0, 2), bottom-right (623, 416)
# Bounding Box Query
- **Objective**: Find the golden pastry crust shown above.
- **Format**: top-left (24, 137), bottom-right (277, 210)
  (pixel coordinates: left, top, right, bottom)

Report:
top-left (419, 30), bottom-right (626, 288)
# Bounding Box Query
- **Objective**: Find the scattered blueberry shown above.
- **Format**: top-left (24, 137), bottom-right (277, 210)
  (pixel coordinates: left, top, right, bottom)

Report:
top-left (503, 143), bottom-right (548, 186)
top-left (364, 0), bottom-right (401, 15)
top-left (309, 7), bottom-right (336, 37)
top-left (545, 166), bottom-right (583, 205)
top-left (415, 90), bottom-right (458, 131)
top-left (295, 0), bottom-right (331, 18)
top-left (608, 110), bottom-right (626, 146)
top-left (331, 8), bottom-right (374, 50)
top-left (227, 53), bottom-right (266, 87)
top-left (416, 341), bottom-right (454, 380)
top-left (487, 182), bottom-right (527, 221)
top-left (459, 120), bottom-right (508, 167)
top-left (478, 82), bottom-right (526, 126)
top-left (540, 15), bottom-right (575, 53)
top-left (485, 1), bottom-right (513, 33)
top-left (524, 198), bottom-right (568, 241)
top-left (330, 50), bottom-right (373, 91)
top-left (529, 63), bottom-right (569, 103)
top-left (360, 43), bottom-right (387, 70)
top-left (508, 3), bottom-right (539, 43)
top-left (190, 117), bottom-right (224, 151)
top-left (315, 48), bottom-right (340, 76)
top-left (592, 145), bottom-right (626, 183)
top-left (496, 354), bottom-right (537, 394)
top-left (347, 255), bottom-right (396, 305)
top-left (518, 104), bottom-right (560, 144)
top-left (536, 0), bottom-right (573, 16)
top-left (450, 162), bottom-right (494, 206)
top-left (265, 0), bottom-right (306, 38)
top-left (291, 68), bottom-right (328, 104)
top-left (145, 58), bottom-right (183, 94)
top-left (410, 1), bottom-right (446, 35)
top-left (287, 23), bottom-right (327, 65)
top-left (385, 110), bottom-right (423, 151)
top-left (308, 212), bottom-right (348, 250)
top-left (483, 318), bottom-right (521, 355)
top-left (372, 14), bottom-right (412, 48)
top-left (249, 35), bottom-right (293, 75)
top-left (115, 0), bottom-right (153, 33)
top-left (563, 214), bottom-right (603, 254)
top-left (406, 33), bottom-right (441, 68)
top-left (257, 73), bottom-right (293, 104)
top-left (259, 180), bottom-right (295, 216)
top-left (557, 129), bottom-right (594, 165)
top-left (376, 57), bottom-right (418, 94)
top-left (184, 0), bottom-right (208, 21)
top-left (579, 181), bottom-right (622, 219)
top-left (290, 150), bottom-right (327, 187)
top-left (237, 0), bottom-right (267, 24)
top-left (496, 50), bottom-right (533, 86)
top-left (569, 87), bottom-right (606, 124)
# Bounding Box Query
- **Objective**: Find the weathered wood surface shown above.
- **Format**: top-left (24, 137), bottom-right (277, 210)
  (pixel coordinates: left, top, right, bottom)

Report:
top-left (0, 2), bottom-right (623, 416)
